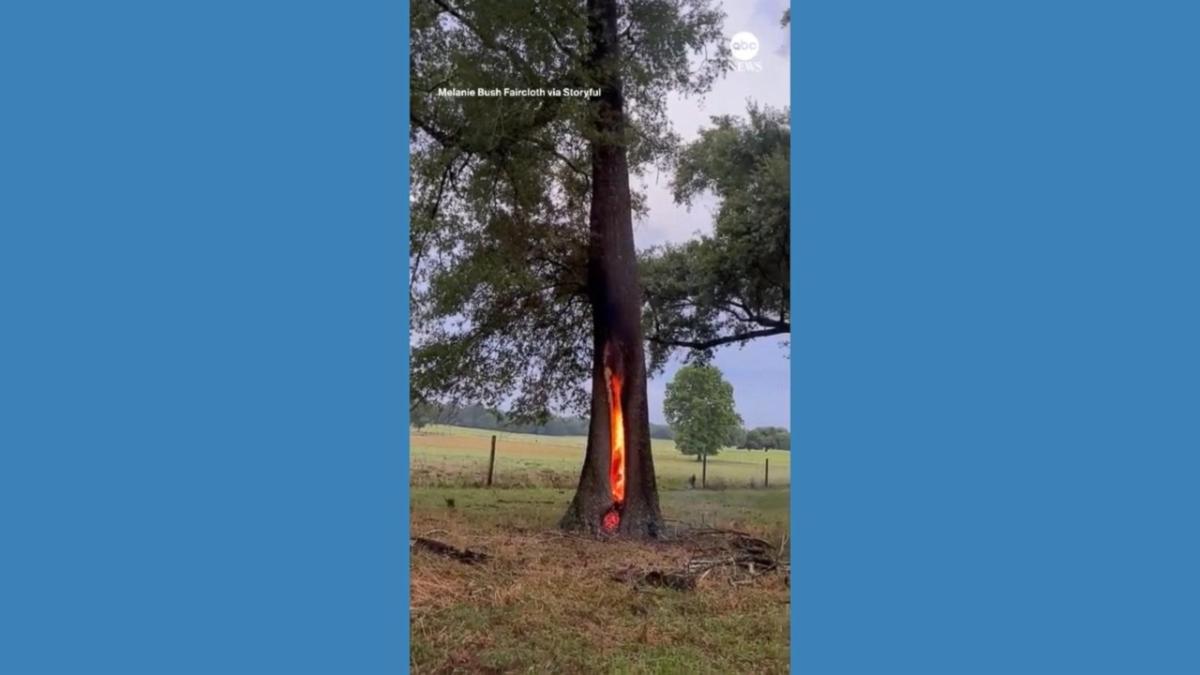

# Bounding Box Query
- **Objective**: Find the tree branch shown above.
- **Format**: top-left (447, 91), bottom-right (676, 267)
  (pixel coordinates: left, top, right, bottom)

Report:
top-left (432, 0), bottom-right (532, 76)
top-left (527, 138), bottom-right (588, 178)
top-left (532, 0), bottom-right (577, 61)
top-left (647, 325), bottom-right (790, 351)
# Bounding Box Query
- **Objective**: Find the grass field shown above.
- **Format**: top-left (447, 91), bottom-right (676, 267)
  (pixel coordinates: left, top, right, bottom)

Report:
top-left (411, 425), bottom-right (790, 674)
top-left (412, 424), bottom-right (790, 490)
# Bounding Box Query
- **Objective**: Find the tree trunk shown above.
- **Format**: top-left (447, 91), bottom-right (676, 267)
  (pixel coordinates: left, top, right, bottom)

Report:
top-left (560, 0), bottom-right (662, 538)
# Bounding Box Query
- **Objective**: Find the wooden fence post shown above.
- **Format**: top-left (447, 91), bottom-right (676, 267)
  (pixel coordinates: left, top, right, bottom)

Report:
top-left (764, 458), bottom-right (769, 488)
top-left (487, 435), bottom-right (497, 487)
top-left (701, 452), bottom-right (707, 488)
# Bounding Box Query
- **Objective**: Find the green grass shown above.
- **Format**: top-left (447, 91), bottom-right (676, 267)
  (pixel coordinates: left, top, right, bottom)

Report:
top-left (410, 427), bottom-right (790, 674)
top-left (412, 424), bottom-right (789, 490)
top-left (411, 488), bottom-right (789, 674)
top-left (410, 486), bottom-right (789, 537)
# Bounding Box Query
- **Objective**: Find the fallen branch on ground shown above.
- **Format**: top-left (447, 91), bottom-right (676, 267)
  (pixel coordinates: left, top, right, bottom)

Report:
top-left (610, 525), bottom-right (788, 591)
top-left (611, 567), bottom-right (697, 591)
top-left (411, 537), bottom-right (489, 565)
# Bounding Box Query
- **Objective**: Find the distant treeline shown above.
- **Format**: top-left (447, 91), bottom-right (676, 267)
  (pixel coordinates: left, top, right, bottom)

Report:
top-left (411, 402), bottom-right (676, 439)
top-left (413, 402), bottom-right (789, 450)
top-left (729, 426), bottom-right (791, 451)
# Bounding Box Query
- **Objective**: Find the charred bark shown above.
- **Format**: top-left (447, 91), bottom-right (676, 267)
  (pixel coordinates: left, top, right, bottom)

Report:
top-left (561, 0), bottom-right (663, 538)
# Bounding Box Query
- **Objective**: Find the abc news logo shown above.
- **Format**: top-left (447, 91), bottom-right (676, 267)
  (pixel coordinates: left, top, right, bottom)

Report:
top-left (730, 31), bottom-right (763, 72)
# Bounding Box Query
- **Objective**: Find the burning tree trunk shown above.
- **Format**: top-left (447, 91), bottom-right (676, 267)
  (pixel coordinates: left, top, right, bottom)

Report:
top-left (560, 0), bottom-right (663, 538)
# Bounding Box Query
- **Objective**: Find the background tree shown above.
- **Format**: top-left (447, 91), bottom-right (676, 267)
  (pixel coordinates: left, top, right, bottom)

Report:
top-left (663, 364), bottom-right (742, 461)
top-left (410, 402), bottom-right (437, 429)
top-left (410, 0), bottom-right (728, 536)
top-left (726, 425), bottom-right (747, 449)
top-left (405, 402), bottom-right (675, 439)
top-left (740, 426), bottom-right (791, 451)
top-left (641, 104), bottom-right (790, 373)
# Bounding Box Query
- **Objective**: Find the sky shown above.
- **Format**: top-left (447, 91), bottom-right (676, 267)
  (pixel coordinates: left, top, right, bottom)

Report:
top-left (639, 0), bottom-right (791, 429)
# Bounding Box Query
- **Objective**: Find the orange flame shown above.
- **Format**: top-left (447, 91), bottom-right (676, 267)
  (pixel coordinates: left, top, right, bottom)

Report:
top-left (608, 372), bottom-right (625, 504)
top-left (602, 509), bottom-right (620, 532)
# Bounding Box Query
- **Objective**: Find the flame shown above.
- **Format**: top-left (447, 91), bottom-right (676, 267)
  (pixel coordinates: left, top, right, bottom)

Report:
top-left (608, 371), bottom-right (625, 504)
top-left (603, 368), bottom-right (625, 533)
top-left (602, 509), bottom-right (620, 532)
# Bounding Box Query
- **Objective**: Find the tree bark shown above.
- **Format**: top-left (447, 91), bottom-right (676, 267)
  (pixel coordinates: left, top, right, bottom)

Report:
top-left (560, 0), bottom-right (662, 538)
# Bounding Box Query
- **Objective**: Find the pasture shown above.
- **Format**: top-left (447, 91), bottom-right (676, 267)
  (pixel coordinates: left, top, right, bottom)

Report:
top-left (411, 424), bottom-right (789, 491)
top-left (410, 425), bottom-right (790, 674)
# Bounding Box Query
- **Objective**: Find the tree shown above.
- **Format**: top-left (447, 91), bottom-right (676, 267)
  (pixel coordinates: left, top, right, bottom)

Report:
top-left (410, 402), bottom-right (437, 429)
top-left (740, 426), bottom-right (791, 451)
top-left (410, 0), bottom-right (728, 537)
top-left (411, 401), bottom-right (458, 429)
top-left (663, 364), bottom-right (742, 461)
top-left (642, 103), bottom-right (790, 373)
top-left (726, 425), bottom-right (747, 448)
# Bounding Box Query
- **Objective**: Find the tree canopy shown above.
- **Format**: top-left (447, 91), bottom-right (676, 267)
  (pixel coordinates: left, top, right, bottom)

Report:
top-left (641, 103), bottom-right (790, 373)
top-left (411, 401), bottom-right (674, 439)
top-left (740, 426), bottom-right (791, 451)
top-left (410, 0), bottom-right (729, 423)
top-left (663, 364), bottom-right (742, 459)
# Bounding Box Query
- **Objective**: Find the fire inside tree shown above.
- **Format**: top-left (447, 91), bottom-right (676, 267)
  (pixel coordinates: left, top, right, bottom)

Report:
top-left (604, 365), bottom-right (625, 531)
top-left (559, 0), bottom-right (663, 537)
top-left (409, 0), bottom-right (729, 538)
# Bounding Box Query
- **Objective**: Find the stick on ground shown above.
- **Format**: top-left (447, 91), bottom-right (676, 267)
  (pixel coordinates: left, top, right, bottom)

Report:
top-left (411, 537), bottom-right (489, 565)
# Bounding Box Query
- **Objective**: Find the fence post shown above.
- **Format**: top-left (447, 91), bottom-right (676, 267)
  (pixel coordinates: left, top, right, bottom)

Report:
top-left (702, 452), bottom-right (707, 488)
top-left (764, 458), bottom-right (769, 488)
top-left (487, 435), bottom-right (497, 487)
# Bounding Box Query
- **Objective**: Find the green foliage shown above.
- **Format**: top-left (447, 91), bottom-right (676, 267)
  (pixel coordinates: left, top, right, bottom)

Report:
top-left (410, 402), bottom-right (438, 428)
top-left (663, 364), bottom-right (742, 458)
top-left (642, 104), bottom-right (790, 373)
top-left (410, 0), bottom-right (729, 422)
top-left (740, 426), bottom-right (791, 451)
top-left (725, 425), bottom-right (747, 448)
top-left (411, 402), bottom-right (674, 439)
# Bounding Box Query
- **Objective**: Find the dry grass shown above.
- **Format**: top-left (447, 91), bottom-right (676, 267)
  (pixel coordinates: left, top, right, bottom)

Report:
top-left (410, 487), bottom-right (790, 674)
top-left (410, 463), bottom-right (579, 489)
